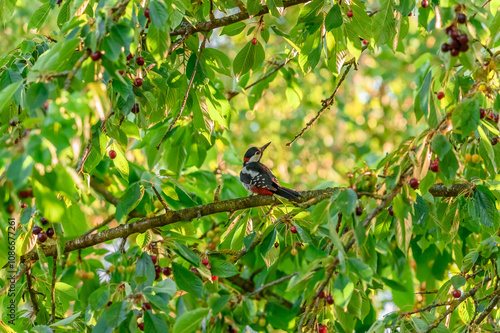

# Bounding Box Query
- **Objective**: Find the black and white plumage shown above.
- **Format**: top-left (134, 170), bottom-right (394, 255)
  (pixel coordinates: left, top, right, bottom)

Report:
top-left (239, 142), bottom-right (301, 200)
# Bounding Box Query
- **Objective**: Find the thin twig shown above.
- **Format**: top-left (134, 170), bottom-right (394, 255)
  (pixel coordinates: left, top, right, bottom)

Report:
top-left (156, 34), bottom-right (208, 150)
top-left (287, 59), bottom-right (355, 146)
top-left (153, 186), bottom-right (170, 211)
top-left (26, 267), bottom-right (40, 316)
top-left (76, 141), bottom-right (92, 174)
top-left (50, 256), bottom-right (57, 324)
top-left (83, 214), bottom-right (116, 236)
top-left (247, 273), bottom-right (297, 297)
top-left (64, 49), bottom-right (91, 90)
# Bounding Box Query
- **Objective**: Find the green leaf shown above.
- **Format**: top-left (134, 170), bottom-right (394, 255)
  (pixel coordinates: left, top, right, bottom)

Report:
top-left (28, 4), bottom-right (50, 31)
top-left (149, 0), bottom-right (169, 27)
top-left (461, 251), bottom-right (478, 272)
top-left (473, 185), bottom-right (500, 229)
top-left (26, 82), bottom-right (49, 111)
top-left (458, 297), bottom-right (475, 324)
top-left (172, 308), bottom-right (209, 333)
top-left (146, 278), bottom-right (177, 297)
top-left (171, 263), bottom-right (203, 299)
top-left (260, 226), bottom-right (277, 256)
top-left (110, 141), bottom-right (130, 180)
top-left (89, 286), bottom-right (111, 311)
top-left (0, 81), bottom-right (22, 112)
top-left (348, 258), bottom-right (373, 282)
top-left (50, 311), bottom-right (82, 327)
top-left (372, 0), bottom-right (395, 45)
top-left (173, 242), bottom-right (200, 266)
top-left (144, 310), bottom-right (170, 333)
top-left (6, 154), bottom-right (34, 190)
top-left (450, 275), bottom-right (466, 289)
top-left (266, 0), bottom-right (283, 17)
top-left (61, 204), bottom-right (88, 239)
top-left (210, 258), bottom-right (238, 278)
top-left (233, 41), bottom-right (261, 77)
top-left (332, 188), bottom-right (357, 216)
top-left (247, 0), bottom-right (262, 15)
top-left (298, 0), bottom-right (323, 22)
top-left (115, 183), bottom-right (144, 223)
top-left (220, 22), bottom-right (246, 36)
top-left (57, 0), bottom-right (71, 27)
top-left (333, 273), bottom-right (354, 307)
top-left (325, 4), bottom-right (343, 30)
top-left (147, 25), bottom-right (170, 64)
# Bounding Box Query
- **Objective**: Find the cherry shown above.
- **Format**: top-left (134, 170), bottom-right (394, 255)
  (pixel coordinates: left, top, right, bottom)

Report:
top-left (154, 265), bottom-right (161, 273)
top-left (494, 114), bottom-right (499, 123)
top-left (144, 8), bottom-right (150, 18)
top-left (408, 12), bottom-right (412, 16)
top-left (450, 48), bottom-right (460, 57)
top-left (450, 30), bottom-right (460, 39)
top-left (38, 232), bottom-right (48, 243)
top-left (452, 289), bottom-right (461, 298)
top-left (355, 206), bottom-right (363, 216)
top-left (429, 161), bottom-right (440, 173)
top-left (118, 266), bottom-right (125, 274)
top-left (32, 225), bottom-right (42, 235)
top-left (141, 302), bottom-right (152, 311)
top-left (190, 267), bottom-right (198, 273)
top-left (251, 38), bottom-right (257, 44)
top-left (162, 267), bottom-right (171, 276)
top-left (471, 154), bottom-right (481, 163)
top-left (136, 57), bottom-right (145, 66)
top-left (155, 271), bottom-right (160, 280)
top-left (211, 275), bottom-right (218, 281)
top-left (274, 242), bottom-right (279, 248)
top-left (19, 190), bottom-right (33, 198)
top-left (326, 295), bottom-right (334, 305)
top-left (441, 44), bottom-right (449, 53)
top-left (318, 290), bottom-right (325, 299)
top-left (90, 51), bottom-right (101, 61)
top-left (388, 206), bottom-right (394, 215)
top-left (107, 301), bottom-right (112, 308)
top-left (458, 34), bottom-right (468, 44)
top-left (460, 43), bottom-right (469, 52)
top-left (347, 172), bottom-right (354, 178)
top-left (206, 264), bottom-right (212, 270)
top-left (138, 322), bottom-right (144, 331)
top-left (488, 112), bottom-right (494, 120)
top-left (456, 13), bottom-right (466, 24)
top-left (421, 0), bottom-right (428, 7)
top-left (290, 225), bottom-right (297, 234)
top-left (346, 9), bottom-right (353, 18)
top-left (151, 255), bottom-right (158, 264)
top-left (109, 150), bottom-right (117, 159)
top-left (492, 137), bottom-right (499, 146)
top-left (20, 202), bottom-right (28, 209)
top-left (409, 178), bottom-right (420, 190)
top-left (119, 70), bottom-right (125, 75)
top-left (291, 248), bottom-right (298, 256)
top-left (127, 53), bottom-right (134, 61)
top-left (437, 92), bottom-right (445, 100)
top-left (44, 101), bottom-right (49, 110)
top-left (9, 120), bottom-right (16, 126)
top-left (131, 103), bottom-right (140, 114)
top-left (202, 258), bottom-right (209, 266)
top-left (207, 242), bottom-right (216, 250)
top-left (46, 227), bottom-right (55, 238)
top-left (318, 325), bottom-right (327, 333)
top-left (480, 108), bottom-right (486, 119)
top-left (134, 78), bottom-right (143, 87)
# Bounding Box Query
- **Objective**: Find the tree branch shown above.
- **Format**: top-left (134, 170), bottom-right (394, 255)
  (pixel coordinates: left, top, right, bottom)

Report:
top-left (26, 267), bottom-right (40, 316)
top-left (247, 272), bottom-right (297, 298)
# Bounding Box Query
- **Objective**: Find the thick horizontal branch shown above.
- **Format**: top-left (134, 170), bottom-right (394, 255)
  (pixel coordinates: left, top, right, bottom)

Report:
top-left (20, 183), bottom-right (469, 264)
top-left (170, 0), bottom-right (310, 37)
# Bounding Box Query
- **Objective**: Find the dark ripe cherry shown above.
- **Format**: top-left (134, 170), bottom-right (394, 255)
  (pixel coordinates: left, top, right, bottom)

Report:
top-left (445, 26), bottom-right (454, 36)
top-left (107, 301), bottom-right (112, 307)
top-left (134, 78), bottom-right (143, 87)
top-left (190, 267), bottom-right (198, 273)
top-left (151, 255), bottom-right (157, 264)
top-left (480, 108), bottom-right (486, 119)
top-left (155, 271), bottom-right (160, 280)
top-left (131, 103), bottom-right (139, 114)
top-left (452, 289), bottom-right (461, 298)
top-left (138, 322), bottom-right (144, 331)
top-left (44, 101), bottom-right (49, 110)
top-left (409, 178), bottom-right (420, 190)
top-left (491, 137), bottom-right (499, 146)
top-left (408, 12), bottom-right (412, 16)
top-left (32, 225), bottom-right (42, 235)
top-left (388, 206), bottom-right (394, 216)
top-left (251, 38), bottom-right (257, 44)
top-left (346, 9), bottom-right (353, 17)
top-left (20, 202), bottom-right (28, 209)
top-left (326, 295), bottom-right (334, 305)
top-left (141, 302), bottom-right (151, 311)
top-left (437, 92), bottom-right (445, 100)
top-left (119, 70), bottom-right (125, 75)
top-left (318, 290), bottom-right (325, 299)
top-left (458, 34), bottom-right (469, 44)
top-left (19, 190), bottom-right (32, 199)
top-left (202, 258), bottom-right (209, 266)
top-left (450, 48), bottom-right (460, 57)
top-left (57, 0), bottom-right (62, 4)
top-left (290, 225), bottom-right (297, 234)
top-left (162, 266), bottom-right (171, 276)
top-left (144, 8), bottom-right (150, 18)
top-left (154, 265), bottom-right (161, 273)
top-left (46, 227), bottom-right (55, 238)
top-left (449, 39), bottom-right (460, 50)
top-left (429, 161), bottom-right (440, 173)
top-left (136, 57), bottom-right (145, 66)
top-left (441, 43), bottom-right (450, 52)
top-left (355, 206), bottom-right (363, 216)
top-left (38, 232), bottom-right (48, 243)
top-left (127, 53), bottom-right (134, 61)
top-left (90, 51), bottom-right (101, 61)
top-left (460, 43), bottom-right (469, 52)
top-left (495, 114), bottom-right (500, 123)
top-left (421, 0), bottom-right (428, 7)
top-left (318, 325), bottom-right (327, 333)
top-left (274, 241), bottom-right (279, 248)
top-left (456, 13), bottom-right (466, 24)
top-left (9, 120), bottom-right (16, 126)
top-left (450, 30), bottom-right (460, 39)
top-left (109, 150), bottom-right (117, 159)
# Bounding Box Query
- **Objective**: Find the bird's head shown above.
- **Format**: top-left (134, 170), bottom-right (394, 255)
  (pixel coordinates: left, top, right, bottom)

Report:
top-left (243, 142), bottom-right (271, 165)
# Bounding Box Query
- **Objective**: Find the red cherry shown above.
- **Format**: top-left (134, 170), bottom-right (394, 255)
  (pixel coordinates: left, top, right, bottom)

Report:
top-left (162, 267), bottom-right (171, 276)
top-left (211, 275), bottom-right (218, 281)
top-left (19, 190), bottom-right (32, 198)
top-left (90, 51), bottom-right (101, 61)
top-left (141, 302), bottom-right (151, 311)
top-left (355, 206), bottom-right (363, 216)
top-left (40, 216), bottom-right (48, 225)
top-left (441, 43), bottom-right (449, 52)
top-left (421, 0), bottom-right (428, 7)
top-left (190, 267), bottom-right (198, 273)
top-left (9, 120), bottom-right (16, 126)
top-left (107, 301), bottom-right (112, 308)
top-left (109, 150), bottom-right (117, 159)
top-left (32, 225), bottom-right (42, 235)
top-left (491, 137), bottom-right (499, 146)
top-left (206, 264), bottom-right (211, 270)
top-left (46, 227), bottom-right (55, 238)
top-left (155, 271), bottom-right (160, 280)
top-left (119, 70), bottom-right (125, 75)
top-left (494, 114), bottom-right (499, 123)
top-left (290, 225), bottom-right (297, 234)
top-left (408, 12), bottom-right (412, 16)
top-left (151, 255), bottom-right (157, 264)
top-left (346, 9), bottom-right (353, 18)
top-left (318, 325), bottom-right (327, 333)
top-left (136, 57), bottom-right (145, 66)
top-left (456, 13), bottom-right (466, 24)
top-left (38, 232), bottom-right (48, 243)
top-left (154, 265), bottom-right (161, 273)
top-left (409, 178), bottom-right (420, 190)
top-left (138, 322), bottom-right (144, 331)
top-left (131, 103), bottom-right (140, 114)
top-left (144, 8), bottom-right (150, 18)
top-left (437, 92), bottom-right (445, 100)
top-left (127, 53), bottom-right (134, 61)
top-left (452, 289), bottom-right (461, 298)
top-left (429, 161), bottom-right (440, 173)
top-left (20, 202), bottom-right (27, 209)
top-left (388, 206), bottom-right (394, 216)
top-left (44, 101), bottom-right (49, 110)
top-left (326, 295), bottom-right (334, 305)
top-left (202, 258), bottom-right (209, 266)
top-left (318, 291), bottom-right (325, 299)
top-left (480, 109), bottom-right (486, 119)
top-left (450, 48), bottom-right (460, 57)
top-left (251, 38), bottom-right (257, 44)
top-left (134, 78), bottom-right (143, 87)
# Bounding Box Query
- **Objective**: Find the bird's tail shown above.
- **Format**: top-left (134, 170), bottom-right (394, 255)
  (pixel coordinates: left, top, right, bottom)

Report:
top-left (275, 186), bottom-right (301, 200)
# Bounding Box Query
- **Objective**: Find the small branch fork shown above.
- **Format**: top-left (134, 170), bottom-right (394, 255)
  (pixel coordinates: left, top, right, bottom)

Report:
top-left (156, 34), bottom-right (208, 150)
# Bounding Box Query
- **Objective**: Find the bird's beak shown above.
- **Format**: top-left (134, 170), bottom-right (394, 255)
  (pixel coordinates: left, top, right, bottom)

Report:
top-left (260, 142), bottom-right (271, 152)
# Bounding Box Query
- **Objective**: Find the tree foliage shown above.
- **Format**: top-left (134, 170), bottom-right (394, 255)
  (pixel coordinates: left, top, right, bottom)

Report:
top-left (1, 0), bottom-right (500, 332)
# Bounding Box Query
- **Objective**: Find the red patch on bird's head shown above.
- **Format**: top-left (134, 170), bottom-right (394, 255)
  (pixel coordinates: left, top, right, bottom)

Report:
top-left (243, 157), bottom-right (250, 162)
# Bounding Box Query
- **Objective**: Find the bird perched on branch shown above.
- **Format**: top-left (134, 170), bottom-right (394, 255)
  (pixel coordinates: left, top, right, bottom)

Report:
top-left (240, 142), bottom-right (301, 200)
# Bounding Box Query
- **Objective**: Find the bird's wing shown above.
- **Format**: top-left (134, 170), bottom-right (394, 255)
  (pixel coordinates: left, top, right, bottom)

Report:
top-left (242, 163), bottom-right (279, 191)
top-left (258, 163), bottom-right (280, 187)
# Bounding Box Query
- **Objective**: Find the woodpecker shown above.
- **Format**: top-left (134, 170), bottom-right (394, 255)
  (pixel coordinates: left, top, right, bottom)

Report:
top-left (240, 142), bottom-right (301, 200)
